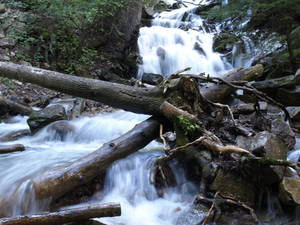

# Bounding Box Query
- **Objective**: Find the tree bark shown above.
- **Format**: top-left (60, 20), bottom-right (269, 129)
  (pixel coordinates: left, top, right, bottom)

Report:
top-left (0, 96), bottom-right (33, 116)
top-left (0, 62), bottom-right (163, 116)
top-left (201, 64), bottom-right (264, 102)
top-left (0, 202), bottom-right (121, 225)
top-left (0, 144), bottom-right (25, 154)
top-left (0, 62), bottom-right (263, 116)
top-left (32, 117), bottom-right (160, 202)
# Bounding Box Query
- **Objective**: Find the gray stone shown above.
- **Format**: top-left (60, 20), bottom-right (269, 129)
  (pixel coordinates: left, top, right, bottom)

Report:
top-left (210, 169), bottom-right (256, 207)
top-left (237, 131), bottom-right (290, 184)
top-left (27, 105), bottom-right (67, 133)
top-left (279, 177), bottom-right (300, 206)
top-left (142, 73), bottom-right (163, 85)
top-left (271, 118), bottom-right (295, 150)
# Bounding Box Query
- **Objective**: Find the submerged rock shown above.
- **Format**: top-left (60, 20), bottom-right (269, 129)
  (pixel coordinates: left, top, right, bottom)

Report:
top-left (27, 105), bottom-right (67, 133)
top-left (46, 120), bottom-right (74, 141)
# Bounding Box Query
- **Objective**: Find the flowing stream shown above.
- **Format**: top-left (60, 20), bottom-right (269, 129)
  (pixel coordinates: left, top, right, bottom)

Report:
top-left (1, 1), bottom-right (298, 224)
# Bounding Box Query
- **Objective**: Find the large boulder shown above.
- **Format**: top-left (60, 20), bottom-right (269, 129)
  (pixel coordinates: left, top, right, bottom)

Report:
top-left (209, 169), bottom-right (256, 207)
top-left (237, 131), bottom-right (290, 184)
top-left (27, 105), bottom-right (67, 133)
top-left (279, 177), bottom-right (300, 207)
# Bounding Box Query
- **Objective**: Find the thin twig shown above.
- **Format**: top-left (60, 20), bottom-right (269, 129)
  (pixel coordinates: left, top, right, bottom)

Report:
top-left (218, 193), bottom-right (261, 225)
top-left (202, 192), bottom-right (220, 225)
top-left (211, 102), bottom-right (236, 126)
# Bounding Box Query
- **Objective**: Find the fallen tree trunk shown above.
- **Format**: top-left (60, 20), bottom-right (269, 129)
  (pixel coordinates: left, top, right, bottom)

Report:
top-left (0, 62), bottom-right (263, 116)
top-left (0, 62), bottom-right (163, 116)
top-left (0, 96), bottom-right (33, 116)
top-left (0, 202), bottom-right (120, 225)
top-left (201, 65), bottom-right (264, 102)
top-left (32, 117), bottom-right (160, 202)
top-left (0, 144), bottom-right (25, 154)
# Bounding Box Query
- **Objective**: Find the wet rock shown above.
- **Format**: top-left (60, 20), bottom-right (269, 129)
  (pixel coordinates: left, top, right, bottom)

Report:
top-left (271, 118), bottom-right (295, 150)
top-left (237, 131), bottom-right (289, 160)
top-left (213, 32), bottom-right (241, 54)
top-left (142, 73), bottom-right (163, 85)
top-left (209, 169), bottom-right (256, 207)
top-left (276, 86), bottom-right (300, 106)
top-left (237, 131), bottom-right (290, 184)
top-left (193, 42), bottom-right (206, 57)
top-left (279, 177), bottom-right (300, 206)
top-left (156, 46), bottom-right (166, 60)
top-left (27, 105), bottom-right (67, 133)
top-left (46, 120), bottom-right (74, 141)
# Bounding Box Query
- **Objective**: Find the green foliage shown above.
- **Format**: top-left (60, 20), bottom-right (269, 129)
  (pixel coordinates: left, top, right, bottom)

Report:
top-left (12, 0), bottom-right (127, 74)
top-left (0, 77), bottom-right (17, 89)
top-left (177, 115), bottom-right (200, 133)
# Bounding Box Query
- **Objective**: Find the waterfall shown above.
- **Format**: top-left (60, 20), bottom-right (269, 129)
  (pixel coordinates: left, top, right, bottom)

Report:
top-left (138, 3), bottom-right (233, 78)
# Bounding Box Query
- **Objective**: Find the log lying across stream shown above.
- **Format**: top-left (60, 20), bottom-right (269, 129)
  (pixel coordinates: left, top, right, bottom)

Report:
top-left (32, 117), bottom-right (160, 202)
top-left (0, 62), bottom-right (263, 116)
top-left (0, 202), bottom-right (121, 225)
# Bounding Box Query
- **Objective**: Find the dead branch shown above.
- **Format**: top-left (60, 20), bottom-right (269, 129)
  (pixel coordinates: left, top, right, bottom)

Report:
top-left (202, 192), bottom-right (220, 225)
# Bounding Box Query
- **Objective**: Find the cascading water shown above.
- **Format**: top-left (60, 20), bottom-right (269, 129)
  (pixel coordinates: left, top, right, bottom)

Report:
top-left (138, 2), bottom-right (233, 78)
top-left (1, 1), bottom-right (297, 224)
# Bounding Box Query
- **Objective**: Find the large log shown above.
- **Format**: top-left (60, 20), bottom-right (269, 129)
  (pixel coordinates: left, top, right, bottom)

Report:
top-left (0, 62), bottom-right (163, 116)
top-left (201, 64), bottom-right (264, 102)
top-left (32, 117), bottom-right (160, 202)
top-left (0, 62), bottom-right (263, 116)
top-left (0, 96), bottom-right (33, 116)
top-left (0, 202), bottom-right (121, 225)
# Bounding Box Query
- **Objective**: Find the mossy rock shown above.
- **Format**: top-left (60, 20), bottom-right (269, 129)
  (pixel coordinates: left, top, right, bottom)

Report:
top-left (213, 32), bottom-right (241, 54)
top-left (27, 105), bottom-right (67, 133)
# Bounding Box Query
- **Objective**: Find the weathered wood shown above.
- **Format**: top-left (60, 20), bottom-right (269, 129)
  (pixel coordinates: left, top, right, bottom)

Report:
top-left (0, 144), bottom-right (25, 154)
top-left (201, 65), bottom-right (264, 102)
top-left (0, 96), bottom-right (33, 116)
top-left (0, 62), bottom-right (263, 116)
top-left (0, 62), bottom-right (163, 116)
top-left (0, 202), bottom-right (121, 225)
top-left (32, 117), bottom-right (160, 202)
